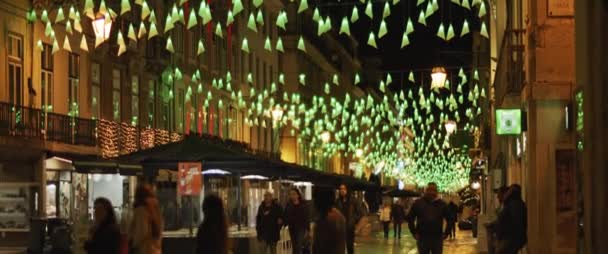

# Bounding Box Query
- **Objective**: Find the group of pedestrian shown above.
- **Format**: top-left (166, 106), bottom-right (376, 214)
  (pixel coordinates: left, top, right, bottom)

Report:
top-left (379, 199), bottom-right (407, 240)
top-left (84, 183), bottom-right (163, 254)
top-left (255, 184), bottom-right (365, 254)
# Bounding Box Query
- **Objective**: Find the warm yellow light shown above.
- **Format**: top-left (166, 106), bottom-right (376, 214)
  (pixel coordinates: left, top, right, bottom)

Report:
top-left (355, 148), bottom-right (364, 158)
top-left (444, 120), bottom-right (457, 135)
top-left (471, 181), bottom-right (481, 190)
top-left (321, 131), bottom-right (331, 143)
top-left (431, 66), bottom-right (447, 89)
top-left (92, 16), bottom-right (112, 41)
top-left (271, 105), bottom-right (284, 122)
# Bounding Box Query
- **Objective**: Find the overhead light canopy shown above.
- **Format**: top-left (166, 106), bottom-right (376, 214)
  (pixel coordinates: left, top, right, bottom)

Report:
top-left (431, 66), bottom-right (447, 89)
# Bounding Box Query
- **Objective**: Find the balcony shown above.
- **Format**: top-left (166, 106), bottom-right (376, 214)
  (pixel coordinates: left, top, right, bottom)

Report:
top-left (0, 101), bottom-right (97, 146)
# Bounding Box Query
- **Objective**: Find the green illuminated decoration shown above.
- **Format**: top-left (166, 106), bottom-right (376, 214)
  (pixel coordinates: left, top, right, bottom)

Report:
top-left (496, 109), bottom-right (522, 135)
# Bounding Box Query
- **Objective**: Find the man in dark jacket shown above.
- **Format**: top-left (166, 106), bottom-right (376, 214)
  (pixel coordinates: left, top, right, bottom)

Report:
top-left (407, 182), bottom-right (452, 254)
top-left (256, 192), bottom-right (284, 254)
top-left (391, 200), bottom-right (406, 239)
top-left (335, 184), bottom-right (364, 254)
top-left (496, 184), bottom-right (527, 254)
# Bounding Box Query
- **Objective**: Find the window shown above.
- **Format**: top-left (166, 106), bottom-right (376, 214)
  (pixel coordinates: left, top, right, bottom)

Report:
top-left (188, 28), bottom-right (197, 60)
top-left (41, 43), bottom-right (53, 111)
top-left (91, 63), bottom-right (101, 119)
top-left (68, 53), bottom-right (80, 116)
top-left (112, 69), bottom-right (121, 122)
top-left (177, 88), bottom-right (184, 132)
top-left (240, 46), bottom-right (245, 81)
top-left (131, 76), bottom-right (139, 126)
top-left (8, 34), bottom-right (23, 106)
top-left (147, 80), bottom-right (156, 128)
top-left (173, 24), bottom-right (184, 54)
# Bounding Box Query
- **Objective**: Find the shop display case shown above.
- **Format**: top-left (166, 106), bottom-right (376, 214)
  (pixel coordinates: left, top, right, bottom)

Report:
top-left (0, 185), bottom-right (31, 232)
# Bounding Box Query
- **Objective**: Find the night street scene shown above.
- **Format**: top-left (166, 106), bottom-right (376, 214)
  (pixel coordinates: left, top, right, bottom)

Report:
top-left (0, 0), bottom-right (605, 253)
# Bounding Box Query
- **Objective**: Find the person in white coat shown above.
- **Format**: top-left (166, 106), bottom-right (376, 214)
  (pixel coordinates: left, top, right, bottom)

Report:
top-left (379, 202), bottom-right (392, 239)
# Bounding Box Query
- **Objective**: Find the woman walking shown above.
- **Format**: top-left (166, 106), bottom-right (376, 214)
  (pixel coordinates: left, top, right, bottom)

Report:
top-left (84, 198), bottom-right (121, 254)
top-left (129, 184), bottom-right (163, 254)
top-left (379, 202), bottom-right (392, 239)
top-left (284, 188), bottom-right (310, 254)
top-left (312, 187), bottom-right (346, 254)
top-left (196, 194), bottom-right (229, 254)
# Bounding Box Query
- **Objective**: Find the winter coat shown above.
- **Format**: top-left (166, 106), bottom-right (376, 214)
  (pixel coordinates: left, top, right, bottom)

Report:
top-left (129, 198), bottom-right (163, 254)
top-left (335, 196), bottom-right (364, 230)
top-left (84, 221), bottom-right (121, 254)
top-left (496, 194), bottom-right (527, 250)
top-left (407, 197), bottom-right (451, 238)
top-left (284, 201), bottom-right (310, 234)
top-left (313, 208), bottom-right (346, 254)
top-left (256, 201), bottom-right (284, 243)
top-left (390, 204), bottom-right (406, 224)
top-left (379, 206), bottom-right (391, 222)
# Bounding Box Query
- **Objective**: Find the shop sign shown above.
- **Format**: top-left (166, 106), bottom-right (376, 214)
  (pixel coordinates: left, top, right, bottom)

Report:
top-left (178, 162), bottom-right (202, 196)
top-left (548, 0), bottom-right (574, 17)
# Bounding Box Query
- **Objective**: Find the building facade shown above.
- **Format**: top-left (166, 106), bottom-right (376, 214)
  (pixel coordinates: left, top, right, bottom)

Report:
top-left (489, 0), bottom-right (576, 253)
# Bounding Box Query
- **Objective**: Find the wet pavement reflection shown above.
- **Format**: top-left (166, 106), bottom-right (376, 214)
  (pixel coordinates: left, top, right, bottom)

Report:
top-left (354, 229), bottom-right (478, 254)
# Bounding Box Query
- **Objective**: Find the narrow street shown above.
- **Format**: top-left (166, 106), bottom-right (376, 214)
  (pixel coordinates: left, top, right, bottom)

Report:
top-left (355, 229), bottom-right (478, 254)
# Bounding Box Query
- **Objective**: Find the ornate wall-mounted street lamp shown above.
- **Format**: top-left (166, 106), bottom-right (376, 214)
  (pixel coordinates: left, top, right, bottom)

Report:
top-left (444, 120), bottom-right (457, 135)
top-left (92, 14), bottom-right (112, 47)
top-left (321, 131), bottom-right (331, 143)
top-left (271, 105), bottom-right (284, 123)
top-left (431, 66), bottom-right (447, 89)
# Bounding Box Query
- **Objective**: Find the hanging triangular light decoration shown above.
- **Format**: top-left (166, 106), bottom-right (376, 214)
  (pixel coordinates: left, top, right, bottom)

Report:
top-left (276, 11), bottom-right (287, 30)
top-left (299, 74), bottom-right (306, 86)
top-left (148, 21), bottom-right (158, 39)
top-left (365, 0), bottom-right (373, 19)
top-left (149, 10), bottom-right (157, 24)
top-left (166, 37), bottom-right (175, 53)
top-left (446, 23), bottom-right (455, 41)
top-left (187, 10), bottom-right (197, 29)
top-left (164, 15), bottom-right (174, 33)
top-left (333, 74), bottom-right (339, 86)
top-left (256, 10), bottom-right (264, 25)
top-left (233, 0), bottom-right (244, 15)
top-left (378, 20), bottom-right (388, 38)
top-left (128, 24), bottom-right (137, 41)
top-left (324, 83), bottom-right (331, 94)
top-left (121, 0), bottom-right (131, 15)
top-left (227, 11), bottom-right (234, 26)
top-left (65, 20), bottom-right (73, 35)
top-left (99, 0), bottom-right (108, 15)
top-left (351, 6), bottom-right (360, 23)
top-left (264, 37), bottom-right (272, 51)
top-left (418, 10), bottom-right (427, 26)
top-left (409, 71), bottom-right (415, 83)
top-left (299, 0), bottom-right (309, 13)
top-left (480, 21), bottom-right (489, 38)
top-left (383, 2), bottom-right (391, 18)
top-left (400, 32), bottom-right (410, 48)
top-left (253, 0), bottom-right (263, 8)
top-left (478, 1), bottom-right (487, 17)
top-left (79, 35), bottom-right (88, 52)
top-left (52, 37), bottom-right (60, 54)
top-left (432, 0), bottom-right (439, 12)
top-left (83, 0), bottom-right (94, 19)
top-left (203, 5), bottom-right (213, 24)
top-left (355, 73), bottom-right (361, 85)
top-left (367, 32), bottom-right (377, 48)
top-left (141, 1), bottom-right (150, 20)
top-left (116, 31), bottom-right (126, 55)
top-left (437, 23), bottom-right (446, 40)
top-left (63, 36), bottom-right (72, 52)
top-left (425, 2), bottom-right (434, 18)
top-left (247, 13), bottom-right (257, 32)
top-left (451, 0), bottom-right (460, 5)
top-left (297, 36), bottom-right (306, 52)
top-left (276, 37), bottom-right (284, 52)
top-left (279, 73), bottom-right (285, 85)
top-left (339, 17), bottom-right (351, 35)
top-left (241, 37), bottom-right (250, 53)
top-left (323, 16), bottom-right (332, 33)
top-left (406, 18), bottom-right (415, 35)
top-left (313, 8), bottom-right (321, 22)
top-left (215, 23), bottom-right (223, 37)
top-left (462, 0), bottom-right (471, 10)
top-left (461, 19), bottom-right (470, 37)
top-left (55, 7), bottom-right (65, 23)
top-left (417, 0), bottom-right (425, 6)
top-left (472, 0), bottom-right (482, 6)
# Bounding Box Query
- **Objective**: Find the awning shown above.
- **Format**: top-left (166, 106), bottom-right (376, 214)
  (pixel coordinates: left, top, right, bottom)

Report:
top-left (46, 152), bottom-right (143, 176)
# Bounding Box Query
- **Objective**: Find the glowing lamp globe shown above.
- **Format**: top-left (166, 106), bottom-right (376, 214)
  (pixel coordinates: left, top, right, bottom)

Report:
top-left (321, 131), bottom-right (331, 143)
top-left (444, 120), bottom-right (457, 135)
top-left (471, 181), bottom-right (481, 190)
top-left (431, 66), bottom-right (447, 89)
top-left (271, 105), bottom-right (284, 122)
top-left (355, 148), bottom-right (364, 158)
top-left (92, 16), bottom-right (112, 41)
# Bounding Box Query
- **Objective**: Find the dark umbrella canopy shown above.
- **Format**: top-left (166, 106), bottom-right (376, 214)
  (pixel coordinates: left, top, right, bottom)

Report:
top-left (383, 189), bottom-right (421, 198)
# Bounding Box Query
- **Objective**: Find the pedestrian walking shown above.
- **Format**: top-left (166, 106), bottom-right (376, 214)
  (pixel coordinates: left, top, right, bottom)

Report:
top-left (379, 202), bottom-right (391, 239)
top-left (312, 187), bottom-right (346, 254)
top-left (284, 188), bottom-right (310, 254)
top-left (129, 184), bottom-right (163, 254)
top-left (335, 184), bottom-right (364, 254)
top-left (496, 184), bottom-right (527, 254)
top-left (84, 197), bottom-right (121, 254)
top-left (196, 194), bottom-right (230, 254)
top-left (485, 186), bottom-right (509, 254)
top-left (447, 201), bottom-right (459, 240)
top-left (256, 192), bottom-right (284, 254)
top-left (407, 182), bottom-right (452, 254)
top-left (391, 200), bottom-right (406, 239)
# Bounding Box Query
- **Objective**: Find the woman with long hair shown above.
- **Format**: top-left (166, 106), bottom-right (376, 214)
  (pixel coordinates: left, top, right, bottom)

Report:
top-left (129, 183), bottom-right (163, 254)
top-left (196, 194), bottom-right (229, 254)
top-left (312, 187), bottom-right (346, 254)
top-left (284, 188), bottom-right (310, 254)
top-left (84, 197), bottom-right (121, 254)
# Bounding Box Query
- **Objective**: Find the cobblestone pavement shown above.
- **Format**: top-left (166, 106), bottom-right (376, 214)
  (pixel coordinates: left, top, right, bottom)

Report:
top-left (354, 228), bottom-right (478, 254)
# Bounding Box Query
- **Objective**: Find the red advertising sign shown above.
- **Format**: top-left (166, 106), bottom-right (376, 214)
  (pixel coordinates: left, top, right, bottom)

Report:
top-left (177, 162), bottom-right (202, 196)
